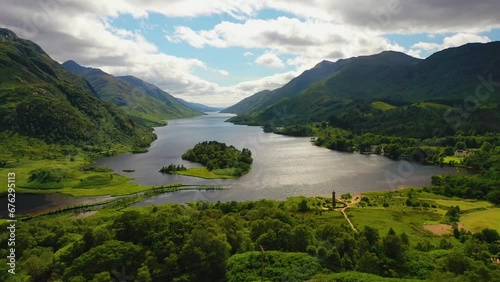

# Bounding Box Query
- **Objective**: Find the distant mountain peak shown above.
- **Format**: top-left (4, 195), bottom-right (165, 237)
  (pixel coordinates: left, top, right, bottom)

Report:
top-left (62, 60), bottom-right (111, 76)
top-left (379, 50), bottom-right (407, 55)
top-left (62, 60), bottom-right (201, 125)
top-left (63, 59), bottom-right (79, 65)
top-left (377, 50), bottom-right (419, 59)
top-left (117, 75), bottom-right (142, 82)
top-left (0, 28), bottom-right (18, 39)
top-left (226, 41), bottom-right (500, 128)
top-left (312, 60), bottom-right (335, 69)
top-left (62, 60), bottom-right (95, 75)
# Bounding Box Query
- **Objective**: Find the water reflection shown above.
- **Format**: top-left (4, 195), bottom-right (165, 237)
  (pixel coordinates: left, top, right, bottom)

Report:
top-left (93, 113), bottom-right (458, 204)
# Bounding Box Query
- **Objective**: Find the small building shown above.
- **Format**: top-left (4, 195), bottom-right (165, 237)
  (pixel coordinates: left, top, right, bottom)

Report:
top-left (371, 144), bottom-right (385, 154)
top-left (454, 149), bottom-right (473, 158)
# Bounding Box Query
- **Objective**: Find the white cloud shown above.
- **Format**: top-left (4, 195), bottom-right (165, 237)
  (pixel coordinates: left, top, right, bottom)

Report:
top-left (410, 33), bottom-right (491, 54)
top-left (255, 52), bottom-right (284, 68)
top-left (406, 49), bottom-right (422, 59)
top-left (264, 0), bottom-right (500, 34)
top-left (16, 0), bottom-right (497, 35)
top-left (244, 51), bottom-right (254, 56)
top-left (166, 16), bottom-right (405, 71)
top-left (411, 42), bottom-right (442, 51)
top-left (234, 70), bottom-right (297, 92)
top-left (217, 69), bottom-right (230, 76)
top-left (176, 70), bottom-right (298, 107)
top-left (442, 33), bottom-right (490, 48)
top-left (166, 17), bottom-right (342, 50)
top-left (0, 0), bottom-right (499, 107)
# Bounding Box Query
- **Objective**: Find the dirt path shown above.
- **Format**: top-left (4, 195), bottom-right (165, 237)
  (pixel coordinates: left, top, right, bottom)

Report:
top-left (340, 207), bottom-right (357, 232)
top-left (339, 194), bottom-right (361, 233)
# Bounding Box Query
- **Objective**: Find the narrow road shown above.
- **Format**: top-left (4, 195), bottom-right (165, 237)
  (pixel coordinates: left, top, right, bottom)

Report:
top-left (340, 206), bottom-right (357, 232)
top-left (339, 194), bottom-right (361, 233)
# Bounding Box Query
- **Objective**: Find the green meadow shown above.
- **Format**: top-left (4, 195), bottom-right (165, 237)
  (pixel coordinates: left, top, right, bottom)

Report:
top-left (173, 167), bottom-right (237, 179)
top-left (461, 208), bottom-right (500, 233)
top-left (0, 134), bottom-right (155, 197)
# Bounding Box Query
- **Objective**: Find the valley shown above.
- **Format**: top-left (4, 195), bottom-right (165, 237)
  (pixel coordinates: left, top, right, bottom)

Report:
top-left (0, 23), bottom-right (499, 282)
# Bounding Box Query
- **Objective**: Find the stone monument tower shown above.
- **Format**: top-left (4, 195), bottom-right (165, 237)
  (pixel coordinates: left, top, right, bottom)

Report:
top-left (332, 190), bottom-right (336, 207)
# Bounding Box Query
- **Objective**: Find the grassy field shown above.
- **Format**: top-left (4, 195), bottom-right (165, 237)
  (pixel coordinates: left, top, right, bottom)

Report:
top-left (346, 207), bottom-right (443, 245)
top-left (461, 208), bottom-right (500, 233)
top-left (371, 101), bottom-right (397, 111)
top-left (413, 102), bottom-right (452, 110)
top-left (16, 182), bottom-right (154, 197)
top-left (364, 188), bottom-right (461, 200)
top-left (443, 156), bottom-right (462, 164)
top-left (431, 199), bottom-right (493, 211)
top-left (345, 189), bottom-right (499, 245)
top-left (0, 133), bottom-right (139, 195)
top-left (0, 156), bottom-right (159, 197)
top-left (0, 134), bottom-right (246, 197)
top-left (0, 154), bottom-right (87, 190)
top-left (174, 167), bottom-right (237, 179)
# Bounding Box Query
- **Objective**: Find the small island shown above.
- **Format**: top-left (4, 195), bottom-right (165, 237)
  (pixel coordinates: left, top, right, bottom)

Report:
top-left (160, 141), bottom-right (253, 179)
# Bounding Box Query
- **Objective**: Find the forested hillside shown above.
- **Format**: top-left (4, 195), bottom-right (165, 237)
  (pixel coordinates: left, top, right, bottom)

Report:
top-left (221, 90), bottom-right (271, 114)
top-left (1, 194), bottom-right (498, 281)
top-left (222, 59), bottom-right (345, 114)
top-left (63, 61), bottom-right (201, 127)
top-left (0, 28), bottom-right (155, 147)
top-left (117, 76), bottom-right (203, 117)
top-left (227, 42), bottom-right (500, 132)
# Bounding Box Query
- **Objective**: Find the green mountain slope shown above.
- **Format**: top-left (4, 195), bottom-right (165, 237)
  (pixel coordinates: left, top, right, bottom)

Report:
top-left (63, 61), bottom-right (201, 126)
top-left (405, 42), bottom-right (500, 103)
top-left (117, 75), bottom-right (203, 117)
top-left (0, 28), bottom-right (155, 147)
top-left (301, 51), bottom-right (420, 102)
top-left (222, 60), bottom-right (347, 114)
top-left (228, 43), bottom-right (500, 137)
top-left (221, 90), bottom-right (272, 114)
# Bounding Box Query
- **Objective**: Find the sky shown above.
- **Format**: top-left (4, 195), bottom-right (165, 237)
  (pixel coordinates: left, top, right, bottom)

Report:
top-left (1, 1), bottom-right (500, 107)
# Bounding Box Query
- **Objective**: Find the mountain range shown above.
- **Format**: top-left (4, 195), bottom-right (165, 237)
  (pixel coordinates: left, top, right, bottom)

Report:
top-left (0, 28), bottom-right (156, 147)
top-left (62, 60), bottom-right (202, 126)
top-left (224, 42), bottom-right (500, 137)
top-left (221, 59), bottom-right (340, 114)
top-left (1, 26), bottom-right (499, 147)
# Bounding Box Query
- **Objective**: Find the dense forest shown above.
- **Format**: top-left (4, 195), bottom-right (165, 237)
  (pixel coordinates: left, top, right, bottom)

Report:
top-left (314, 128), bottom-right (500, 205)
top-left (1, 194), bottom-right (498, 282)
top-left (235, 99), bottom-right (500, 139)
top-left (181, 141), bottom-right (253, 176)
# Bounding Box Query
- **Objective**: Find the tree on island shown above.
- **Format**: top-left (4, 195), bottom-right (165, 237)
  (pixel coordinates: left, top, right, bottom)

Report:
top-left (180, 141), bottom-right (253, 176)
top-left (159, 164), bottom-right (187, 173)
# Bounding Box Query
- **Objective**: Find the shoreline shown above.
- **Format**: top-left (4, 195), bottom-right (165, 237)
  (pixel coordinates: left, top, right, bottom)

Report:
top-left (2, 115), bottom-right (464, 216)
